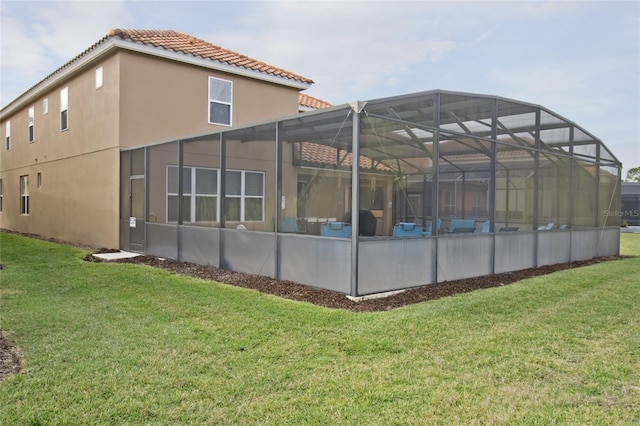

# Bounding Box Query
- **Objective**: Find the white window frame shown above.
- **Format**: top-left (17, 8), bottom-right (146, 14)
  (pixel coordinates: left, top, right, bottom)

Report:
top-left (166, 166), bottom-right (219, 224)
top-left (20, 175), bottom-right (29, 215)
top-left (28, 106), bottom-right (35, 142)
top-left (96, 66), bottom-right (103, 89)
top-left (207, 76), bottom-right (232, 126)
top-left (471, 191), bottom-right (485, 215)
top-left (37, 172), bottom-right (42, 188)
top-left (43, 98), bottom-right (48, 114)
top-left (60, 87), bottom-right (69, 131)
top-left (5, 121), bottom-right (10, 151)
top-left (224, 170), bottom-right (264, 222)
top-left (443, 190), bottom-right (456, 217)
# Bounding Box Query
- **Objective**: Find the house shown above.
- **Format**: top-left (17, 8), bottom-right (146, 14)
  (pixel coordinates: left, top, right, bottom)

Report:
top-left (621, 182), bottom-right (640, 226)
top-left (1, 29), bottom-right (313, 248)
top-left (1, 30), bottom-right (622, 297)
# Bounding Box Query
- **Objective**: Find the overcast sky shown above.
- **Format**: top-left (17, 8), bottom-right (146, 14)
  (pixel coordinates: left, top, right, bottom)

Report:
top-left (1, 0), bottom-right (638, 175)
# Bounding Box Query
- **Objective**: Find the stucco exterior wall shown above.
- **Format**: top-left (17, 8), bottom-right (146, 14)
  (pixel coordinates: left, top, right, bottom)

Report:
top-left (117, 52), bottom-right (301, 148)
top-left (1, 148), bottom-right (120, 248)
top-left (1, 53), bottom-right (121, 247)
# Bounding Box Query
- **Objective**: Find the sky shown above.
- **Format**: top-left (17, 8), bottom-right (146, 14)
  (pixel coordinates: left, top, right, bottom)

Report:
top-left (1, 0), bottom-right (639, 176)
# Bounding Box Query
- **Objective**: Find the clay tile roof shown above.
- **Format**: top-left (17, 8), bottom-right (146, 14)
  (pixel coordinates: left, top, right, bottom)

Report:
top-left (298, 93), bottom-right (333, 110)
top-left (298, 141), bottom-right (392, 171)
top-left (110, 29), bottom-right (313, 84)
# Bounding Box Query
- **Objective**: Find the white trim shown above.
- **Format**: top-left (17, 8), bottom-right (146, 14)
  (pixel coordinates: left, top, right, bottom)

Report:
top-left (2, 37), bottom-right (311, 118)
top-left (95, 66), bottom-right (103, 89)
top-left (225, 169), bottom-right (265, 222)
top-left (28, 105), bottom-right (35, 142)
top-left (5, 120), bottom-right (10, 151)
top-left (208, 76), bottom-right (233, 126)
top-left (20, 175), bottom-right (29, 215)
top-left (166, 165), bottom-right (220, 223)
top-left (60, 87), bottom-right (69, 131)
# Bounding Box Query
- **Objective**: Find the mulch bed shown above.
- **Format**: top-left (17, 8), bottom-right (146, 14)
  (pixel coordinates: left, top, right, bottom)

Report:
top-left (90, 252), bottom-right (623, 312)
top-left (0, 331), bottom-right (22, 382)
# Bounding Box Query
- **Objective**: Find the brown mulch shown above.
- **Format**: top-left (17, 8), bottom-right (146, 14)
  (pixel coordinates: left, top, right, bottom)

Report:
top-left (0, 331), bottom-right (22, 382)
top-left (90, 252), bottom-right (623, 313)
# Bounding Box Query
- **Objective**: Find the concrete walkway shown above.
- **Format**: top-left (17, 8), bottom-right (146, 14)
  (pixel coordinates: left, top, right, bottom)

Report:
top-left (92, 251), bottom-right (141, 261)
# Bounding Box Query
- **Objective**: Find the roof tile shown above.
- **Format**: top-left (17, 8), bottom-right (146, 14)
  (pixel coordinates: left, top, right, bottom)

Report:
top-left (111, 29), bottom-right (313, 84)
top-left (298, 93), bottom-right (333, 110)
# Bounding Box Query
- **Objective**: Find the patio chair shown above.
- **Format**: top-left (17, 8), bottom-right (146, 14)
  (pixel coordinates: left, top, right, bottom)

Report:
top-left (280, 216), bottom-right (298, 233)
top-left (392, 222), bottom-right (424, 237)
top-left (448, 218), bottom-right (476, 234)
top-left (320, 221), bottom-right (352, 238)
top-left (537, 223), bottom-right (555, 231)
top-left (481, 220), bottom-right (490, 233)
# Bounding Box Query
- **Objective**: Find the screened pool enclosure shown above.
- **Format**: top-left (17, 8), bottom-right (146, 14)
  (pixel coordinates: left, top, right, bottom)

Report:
top-left (120, 90), bottom-right (621, 296)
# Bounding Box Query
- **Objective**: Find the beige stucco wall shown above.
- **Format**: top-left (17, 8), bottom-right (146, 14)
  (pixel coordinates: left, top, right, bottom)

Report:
top-left (1, 53), bottom-right (121, 247)
top-left (118, 52), bottom-right (301, 148)
top-left (0, 148), bottom-right (120, 248)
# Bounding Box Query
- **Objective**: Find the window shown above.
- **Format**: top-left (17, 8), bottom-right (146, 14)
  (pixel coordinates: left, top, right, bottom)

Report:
top-left (60, 87), bottom-right (68, 131)
top-left (28, 106), bottom-right (35, 142)
top-left (0, 179), bottom-right (3, 212)
top-left (5, 121), bottom-right (9, 151)
top-left (37, 173), bottom-right (42, 188)
top-left (96, 66), bottom-right (103, 89)
top-left (208, 77), bottom-right (232, 126)
top-left (167, 166), bottom-right (218, 223)
top-left (225, 170), bottom-right (264, 222)
top-left (471, 191), bottom-right (486, 215)
top-left (20, 175), bottom-right (29, 215)
top-left (443, 190), bottom-right (455, 217)
top-left (43, 98), bottom-right (48, 114)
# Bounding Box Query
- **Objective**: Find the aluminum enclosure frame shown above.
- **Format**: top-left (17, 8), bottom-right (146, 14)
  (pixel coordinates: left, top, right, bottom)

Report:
top-left (121, 90), bottom-right (622, 297)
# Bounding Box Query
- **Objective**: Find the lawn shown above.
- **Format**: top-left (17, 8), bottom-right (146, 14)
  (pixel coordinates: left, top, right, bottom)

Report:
top-left (1, 232), bottom-right (639, 425)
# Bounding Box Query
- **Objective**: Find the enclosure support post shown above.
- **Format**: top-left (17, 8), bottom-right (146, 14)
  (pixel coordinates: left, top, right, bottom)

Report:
top-left (350, 102), bottom-right (364, 297)
top-left (568, 125), bottom-right (575, 260)
top-left (595, 143), bottom-right (601, 228)
top-left (177, 140), bottom-right (184, 260)
top-left (432, 93), bottom-right (441, 283)
top-left (533, 110), bottom-right (541, 267)
top-left (489, 99), bottom-right (498, 273)
top-left (275, 121), bottom-right (283, 280)
top-left (219, 134), bottom-right (227, 269)
top-left (143, 147), bottom-right (149, 255)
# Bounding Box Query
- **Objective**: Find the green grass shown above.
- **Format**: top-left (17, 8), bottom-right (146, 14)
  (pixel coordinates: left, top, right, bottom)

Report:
top-left (1, 232), bottom-right (639, 425)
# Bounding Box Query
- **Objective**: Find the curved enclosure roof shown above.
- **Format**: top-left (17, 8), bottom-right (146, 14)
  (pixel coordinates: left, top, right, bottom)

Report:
top-left (283, 90), bottom-right (619, 174)
top-left (181, 90), bottom-right (620, 176)
top-left (359, 90), bottom-right (620, 170)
